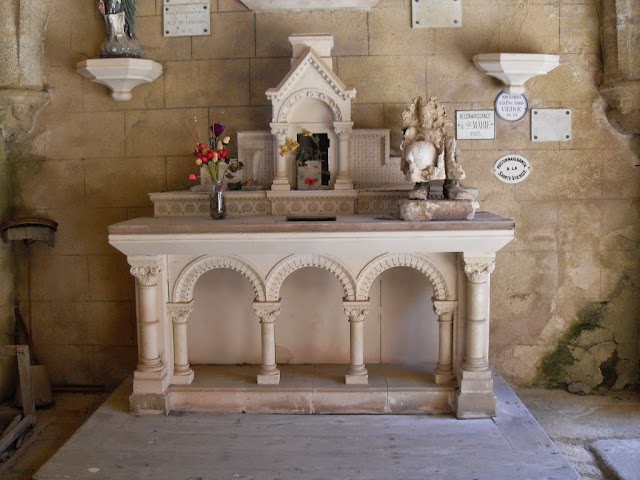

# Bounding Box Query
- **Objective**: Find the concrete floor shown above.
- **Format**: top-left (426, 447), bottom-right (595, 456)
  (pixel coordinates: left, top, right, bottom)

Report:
top-left (0, 376), bottom-right (637, 480)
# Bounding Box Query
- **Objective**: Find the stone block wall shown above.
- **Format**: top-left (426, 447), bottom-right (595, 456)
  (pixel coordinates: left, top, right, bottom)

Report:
top-left (9, 0), bottom-right (637, 389)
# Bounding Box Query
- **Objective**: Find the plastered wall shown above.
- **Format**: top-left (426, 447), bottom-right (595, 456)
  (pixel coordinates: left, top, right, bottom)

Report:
top-left (14, 0), bottom-right (638, 390)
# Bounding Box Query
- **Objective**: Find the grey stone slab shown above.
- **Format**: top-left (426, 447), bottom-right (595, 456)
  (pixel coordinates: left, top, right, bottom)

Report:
top-left (591, 439), bottom-right (640, 480)
top-left (34, 371), bottom-right (578, 480)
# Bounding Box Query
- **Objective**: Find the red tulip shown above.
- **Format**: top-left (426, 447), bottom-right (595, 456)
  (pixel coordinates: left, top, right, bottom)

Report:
top-left (198, 143), bottom-right (206, 151)
top-left (188, 173), bottom-right (197, 181)
top-left (219, 149), bottom-right (229, 159)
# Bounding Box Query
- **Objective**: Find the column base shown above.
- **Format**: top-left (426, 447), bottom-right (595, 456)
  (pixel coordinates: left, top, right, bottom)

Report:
top-left (333, 178), bottom-right (354, 190)
top-left (129, 392), bottom-right (170, 415)
top-left (456, 369), bottom-right (495, 419)
top-left (456, 392), bottom-right (497, 419)
top-left (270, 179), bottom-right (291, 191)
top-left (435, 371), bottom-right (454, 385)
top-left (133, 364), bottom-right (170, 394)
top-left (257, 369), bottom-right (280, 385)
top-left (172, 367), bottom-right (194, 385)
top-left (345, 367), bottom-right (368, 385)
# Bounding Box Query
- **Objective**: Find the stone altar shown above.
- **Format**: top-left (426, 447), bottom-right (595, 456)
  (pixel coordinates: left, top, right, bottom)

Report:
top-left (108, 214), bottom-right (514, 418)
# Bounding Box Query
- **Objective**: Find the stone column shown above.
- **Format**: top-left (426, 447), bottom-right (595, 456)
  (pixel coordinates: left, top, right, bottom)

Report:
top-left (432, 300), bottom-right (457, 385)
top-left (167, 302), bottom-right (194, 385)
top-left (253, 302), bottom-right (282, 384)
top-left (128, 256), bottom-right (169, 395)
top-left (270, 122), bottom-right (291, 191)
top-left (333, 122), bottom-right (354, 190)
top-left (344, 301), bottom-right (369, 384)
top-left (457, 254), bottom-right (496, 419)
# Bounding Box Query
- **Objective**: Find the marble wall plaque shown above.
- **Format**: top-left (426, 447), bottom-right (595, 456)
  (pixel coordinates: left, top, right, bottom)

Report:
top-left (494, 154), bottom-right (531, 183)
top-left (456, 110), bottom-right (495, 140)
top-left (495, 92), bottom-right (528, 122)
top-left (531, 109), bottom-right (572, 141)
top-left (412, 0), bottom-right (462, 28)
top-left (163, 0), bottom-right (210, 37)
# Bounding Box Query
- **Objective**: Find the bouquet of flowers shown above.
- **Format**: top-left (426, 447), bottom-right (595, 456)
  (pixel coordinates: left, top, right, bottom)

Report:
top-left (188, 122), bottom-right (243, 184)
top-left (280, 129), bottom-right (322, 166)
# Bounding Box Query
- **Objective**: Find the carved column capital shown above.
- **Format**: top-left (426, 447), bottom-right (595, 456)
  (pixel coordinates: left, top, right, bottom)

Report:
top-left (333, 121), bottom-right (354, 139)
top-left (432, 300), bottom-right (457, 320)
top-left (462, 255), bottom-right (495, 284)
top-left (270, 122), bottom-right (289, 139)
top-left (253, 301), bottom-right (281, 323)
top-left (343, 301), bottom-right (370, 322)
top-left (128, 256), bottom-right (162, 286)
top-left (167, 301), bottom-right (194, 325)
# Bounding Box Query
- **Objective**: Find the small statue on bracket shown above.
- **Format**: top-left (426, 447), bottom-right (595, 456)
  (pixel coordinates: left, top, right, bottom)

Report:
top-left (98, 0), bottom-right (142, 58)
top-left (398, 97), bottom-right (479, 221)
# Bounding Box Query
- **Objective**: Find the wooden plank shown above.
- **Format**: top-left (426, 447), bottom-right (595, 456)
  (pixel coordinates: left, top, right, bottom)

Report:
top-left (16, 345), bottom-right (35, 417)
top-left (0, 413), bottom-right (35, 454)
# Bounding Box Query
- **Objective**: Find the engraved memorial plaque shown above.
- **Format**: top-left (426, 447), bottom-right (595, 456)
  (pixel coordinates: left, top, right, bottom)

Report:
top-left (456, 110), bottom-right (495, 140)
top-left (164, 0), bottom-right (211, 37)
top-left (495, 92), bottom-right (528, 122)
top-left (494, 154), bottom-right (531, 184)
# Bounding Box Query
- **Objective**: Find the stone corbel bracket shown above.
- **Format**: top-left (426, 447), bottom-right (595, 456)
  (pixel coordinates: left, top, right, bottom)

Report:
top-left (0, 90), bottom-right (50, 142)
top-left (597, 0), bottom-right (640, 155)
top-left (76, 58), bottom-right (163, 101)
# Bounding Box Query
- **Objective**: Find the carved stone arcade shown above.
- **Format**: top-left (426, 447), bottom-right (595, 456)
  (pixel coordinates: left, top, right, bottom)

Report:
top-left (109, 215), bottom-right (515, 418)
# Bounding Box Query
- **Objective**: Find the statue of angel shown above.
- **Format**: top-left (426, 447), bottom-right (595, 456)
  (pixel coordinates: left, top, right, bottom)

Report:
top-left (98, 0), bottom-right (142, 58)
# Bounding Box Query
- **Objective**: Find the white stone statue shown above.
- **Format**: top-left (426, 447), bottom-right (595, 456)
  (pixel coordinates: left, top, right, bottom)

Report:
top-left (400, 96), bottom-right (475, 201)
top-left (98, 0), bottom-right (142, 58)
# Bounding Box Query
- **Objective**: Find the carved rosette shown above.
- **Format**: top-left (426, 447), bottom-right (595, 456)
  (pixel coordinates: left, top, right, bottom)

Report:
top-left (462, 256), bottom-right (495, 284)
top-left (167, 302), bottom-right (194, 325)
top-left (253, 302), bottom-right (282, 324)
top-left (128, 256), bottom-right (162, 286)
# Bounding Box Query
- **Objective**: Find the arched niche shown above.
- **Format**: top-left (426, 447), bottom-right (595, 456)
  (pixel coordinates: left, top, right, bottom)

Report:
top-left (187, 268), bottom-right (261, 365)
top-left (276, 267), bottom-right (349, 364)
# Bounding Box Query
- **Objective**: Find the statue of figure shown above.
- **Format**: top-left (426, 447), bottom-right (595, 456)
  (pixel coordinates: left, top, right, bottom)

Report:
top-left (98, 0), bottom-right (142, 58)
top-left (400, 96), bottom-right (476, 201)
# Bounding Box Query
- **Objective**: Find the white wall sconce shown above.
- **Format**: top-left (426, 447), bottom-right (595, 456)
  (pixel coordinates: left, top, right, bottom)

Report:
top-left (472, 53), bottom-right (560, 95)
top-left (76, 58), bottom-right (163, 101)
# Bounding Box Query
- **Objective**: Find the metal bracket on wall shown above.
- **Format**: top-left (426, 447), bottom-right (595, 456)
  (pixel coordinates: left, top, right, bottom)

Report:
top-left (412, 0), bottom-right (462, 28)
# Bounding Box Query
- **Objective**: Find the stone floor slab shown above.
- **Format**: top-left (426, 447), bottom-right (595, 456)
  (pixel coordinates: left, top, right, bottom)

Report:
top-left (33, 370), bottom-right (579, 480)
top-left (591, 439), bottom-right (640, 480)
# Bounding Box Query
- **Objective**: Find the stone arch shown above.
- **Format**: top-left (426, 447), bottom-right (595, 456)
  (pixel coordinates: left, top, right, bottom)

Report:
top-left (265, 254), bottom-right (356, 301)
top-left (277, 88), bottom-right (345, 123)
top-left (173, 255), bottom-right (266, 303)
top-left (356, 253), bottom-right (449, 301)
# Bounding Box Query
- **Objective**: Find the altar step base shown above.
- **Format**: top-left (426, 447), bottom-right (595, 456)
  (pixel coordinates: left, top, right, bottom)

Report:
top-left (165, 364), bottom-right (455, 415)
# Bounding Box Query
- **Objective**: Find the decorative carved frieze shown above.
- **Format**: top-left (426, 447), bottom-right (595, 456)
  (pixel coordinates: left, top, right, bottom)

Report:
top-left (266, 191), bottom-right (357, 216)
top-left (151, 190), bottom-right (425, 218)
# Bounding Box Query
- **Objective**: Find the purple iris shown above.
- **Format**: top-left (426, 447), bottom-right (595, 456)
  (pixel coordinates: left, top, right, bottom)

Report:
top-left (211, 123), bottom-right (225, 137)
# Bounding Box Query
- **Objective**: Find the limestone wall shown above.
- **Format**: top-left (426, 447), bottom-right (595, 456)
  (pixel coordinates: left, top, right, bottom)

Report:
top-left (19, 0), bottom-right (638, 390)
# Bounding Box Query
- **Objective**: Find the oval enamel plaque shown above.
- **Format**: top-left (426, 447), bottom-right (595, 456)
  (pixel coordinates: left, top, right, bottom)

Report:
top-left (494, 154), bottom-right (531, 184)
top-left (495, 92), bottom-right (528, 122)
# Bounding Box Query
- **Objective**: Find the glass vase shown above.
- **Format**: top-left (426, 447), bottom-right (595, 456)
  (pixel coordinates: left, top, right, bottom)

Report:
top-left (208, 181), bottom-right (226, 220)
